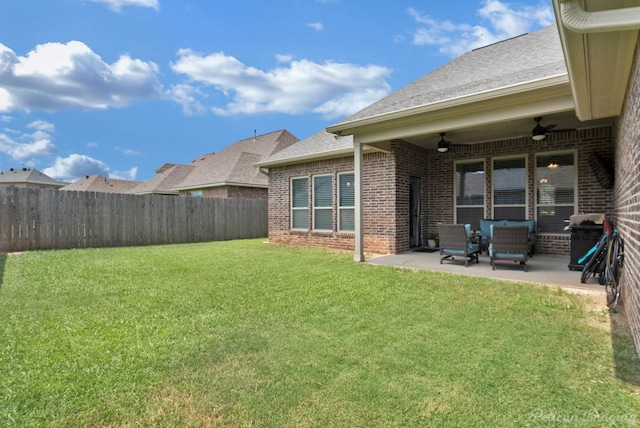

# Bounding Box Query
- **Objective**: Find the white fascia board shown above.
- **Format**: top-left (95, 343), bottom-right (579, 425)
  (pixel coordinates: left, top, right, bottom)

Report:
top-left (327, 74), bottom-right (570, 136)
top-left (333, 79), bottom-right (575, 144)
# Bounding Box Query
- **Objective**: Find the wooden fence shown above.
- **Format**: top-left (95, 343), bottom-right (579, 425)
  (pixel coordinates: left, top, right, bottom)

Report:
top-left (0, 187), bottom-right (268, 252)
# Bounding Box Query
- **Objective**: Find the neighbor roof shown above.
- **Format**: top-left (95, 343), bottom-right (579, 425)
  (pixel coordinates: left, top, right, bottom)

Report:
top-left (0, 168), bottom-right (63, 187)
top-left (126, 164), bottom-right (195, 195)
top-left (60, 175), bottom-right (142, 193)
top-left (329, 24), bottom-right (566, 131)
top-left (174, 129), bottom-right (298, 190)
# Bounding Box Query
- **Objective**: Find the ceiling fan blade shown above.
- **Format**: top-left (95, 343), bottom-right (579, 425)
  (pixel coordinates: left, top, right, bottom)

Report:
top-left (543, 124), bottom-right (557, 132)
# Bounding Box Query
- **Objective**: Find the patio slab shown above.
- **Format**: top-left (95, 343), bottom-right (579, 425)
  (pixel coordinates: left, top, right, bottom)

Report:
top-left (366, 249), bottom-right (606, 297)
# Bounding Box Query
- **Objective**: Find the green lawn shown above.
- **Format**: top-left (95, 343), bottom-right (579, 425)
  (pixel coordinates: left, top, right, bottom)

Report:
top-left (1, 239), bottom-right (639, 427)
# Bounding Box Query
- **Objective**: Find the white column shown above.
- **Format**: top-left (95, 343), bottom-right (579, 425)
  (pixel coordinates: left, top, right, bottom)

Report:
top-left (353, 137), bottom-right (365, 262)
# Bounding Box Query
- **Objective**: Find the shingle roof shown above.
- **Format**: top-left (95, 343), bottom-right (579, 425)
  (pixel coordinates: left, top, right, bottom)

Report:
top-left (0, 168), bottom-right (63, 187)
top-left (174, 129), bottom-right (299, 190)
top-left (60, 175), bottom-right (142, 193)
top-left (261, 26), bottom-right (566, 168)
top-left (256, 130), bottom-right (354, 167)
top-left (335, 25), bottom-right (565, 125)
top-left (126, 164), bottom-right (195, 195)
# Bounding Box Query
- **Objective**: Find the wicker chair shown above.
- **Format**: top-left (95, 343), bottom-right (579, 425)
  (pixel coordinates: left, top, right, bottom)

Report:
top-left (489, 225), bottom-right (529, 271)
top-left (437, 224), bottom-right (480, 267)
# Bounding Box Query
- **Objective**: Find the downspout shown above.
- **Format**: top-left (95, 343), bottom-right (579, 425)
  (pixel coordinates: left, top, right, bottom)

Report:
top-left (559, 0), bottom-right (640, 33)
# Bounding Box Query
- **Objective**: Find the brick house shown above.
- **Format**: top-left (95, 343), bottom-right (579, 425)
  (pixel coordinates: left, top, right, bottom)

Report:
top-left (257, 3), bottom-right (640, 355)
top-left (173, 129), bottom-right (298, 198)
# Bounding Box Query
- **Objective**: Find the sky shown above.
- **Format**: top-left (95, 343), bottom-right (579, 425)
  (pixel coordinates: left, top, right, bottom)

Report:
top-left (0, 0), bottom-right (555, 183)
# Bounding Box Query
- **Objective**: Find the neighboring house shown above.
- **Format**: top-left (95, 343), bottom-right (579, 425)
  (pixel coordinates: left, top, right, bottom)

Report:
top-left (257, 3), bottom-right (640, 354)
top-left (126, 163), bottom-right (195, 196)
top-left (173, 129), bottom-right (299, 199)
top-left (0, 167), bottom-right (64, 189)
top-left (60, 175), bottom-right (142, 193)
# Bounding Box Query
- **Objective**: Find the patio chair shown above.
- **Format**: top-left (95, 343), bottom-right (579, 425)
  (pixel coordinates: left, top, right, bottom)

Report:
top-left (437, 224), bottom-right (480, 267)
top-left (489, 225), bottom-right (529, 271)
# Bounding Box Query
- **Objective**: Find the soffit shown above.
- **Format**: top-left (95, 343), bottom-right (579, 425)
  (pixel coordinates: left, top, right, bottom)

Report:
top-left (554, 0), bottom-right (640, 121)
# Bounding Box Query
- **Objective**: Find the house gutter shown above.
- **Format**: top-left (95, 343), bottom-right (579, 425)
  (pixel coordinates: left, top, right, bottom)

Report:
top-left (558, 0), bottom-right (640, 33)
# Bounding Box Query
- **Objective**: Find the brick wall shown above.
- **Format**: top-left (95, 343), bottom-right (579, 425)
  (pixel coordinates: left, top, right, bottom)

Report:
top-left (268, 151), bottom-right (410, 254)
top-left (612, 41), bottom-right (640, 358)
top-left (268, 127), bottom-right (613, 257)
top-left (426, 128), bottom-right (614, 255)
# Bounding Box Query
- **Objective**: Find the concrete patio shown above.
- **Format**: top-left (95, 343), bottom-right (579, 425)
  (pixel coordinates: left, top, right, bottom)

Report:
top-left (366, 248), bottom-right (606, 297)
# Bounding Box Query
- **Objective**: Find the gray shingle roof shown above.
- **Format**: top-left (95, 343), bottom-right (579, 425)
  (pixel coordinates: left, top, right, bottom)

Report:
top-left (0, 168), bottom-right (63, 187)
top-left (126, 164), bottom-right (196, 195)
top-left (60, 175), bottom-right (142, 193)
top-left (258, 26), bottom-right (567, 169)
top-left (335, 25), bottom-right (565, 125)
top-left (175, 129), bottom-right (299, 190)
top-left (256, 130), bottom-right (354, 167)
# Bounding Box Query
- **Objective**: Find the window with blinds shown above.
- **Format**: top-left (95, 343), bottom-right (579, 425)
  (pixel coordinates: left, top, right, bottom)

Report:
top-left (291, 177), bottom-right (309, 230)
top-left (338, 172), bottom-right (355, 232)
top-left (455, 160), bottom-right (485, 230)
top-left (493, 156), bottom-right (526, 220)
top-left (536, 152), bottom-right (575, 233)
top-left (313, 175), bottom-right (333, 231)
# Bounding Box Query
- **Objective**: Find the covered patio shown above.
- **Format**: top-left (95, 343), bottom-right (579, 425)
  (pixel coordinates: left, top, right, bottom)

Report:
top-left (367, 250), bottom-right (606, 295)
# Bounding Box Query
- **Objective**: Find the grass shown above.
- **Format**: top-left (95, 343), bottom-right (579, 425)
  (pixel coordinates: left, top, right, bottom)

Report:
top-left (1, 239), bottom-right (639, 427)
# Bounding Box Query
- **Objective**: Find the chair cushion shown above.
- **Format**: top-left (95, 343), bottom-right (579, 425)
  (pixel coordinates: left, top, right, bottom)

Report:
top-left (506, 220), bottom-right (536, 242)
top-left (479, 219), bottom-right (506, 238)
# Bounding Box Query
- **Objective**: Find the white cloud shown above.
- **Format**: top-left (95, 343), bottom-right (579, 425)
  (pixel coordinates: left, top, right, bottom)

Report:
top-left (43, 154), bottom-right (111, 182)
top-left (276, 54), bottom-right (294, 63)
top-left (409, 1), bottom-right (554, 57)
top-left (85, 0), bottom-right (159, 12)
top-left (42, 154), bottom-right (138, 182)
top-left (170, 51), bottom-right (391, 118)
top-left (307, 22), bottom-right (324, 31)
top-left (166, 83), bottom-right (206, 116)
top-left (0, 41), bottom-right (161, 113)
top-left (111, 166), bottom-right (138, 180)
top-left (27, 120), bottom-right (55, 133)
top-left (0, 126), bottom-right (57, 162)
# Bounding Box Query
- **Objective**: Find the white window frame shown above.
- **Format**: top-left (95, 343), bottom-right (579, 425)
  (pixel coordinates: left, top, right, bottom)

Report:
top-left (491, 154), bottom-right (528, 220)
top-left (312, 174), bottom-right (333, 231)
top-left (535, 150), bottom-right (577, 234)
top-left (188, 190), bottom-right (203, 198)
top-left (290, 176), bottom-right (309, 230)
top-left (338, 171), bottom-right (355, 232)
top-left (454, 158), bottom-right (486, 227)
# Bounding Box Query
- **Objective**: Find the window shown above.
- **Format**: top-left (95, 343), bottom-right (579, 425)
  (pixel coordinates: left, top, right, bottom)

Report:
top-left (493, 156), bottom-right (526, 220)
top-left (188, 190), bottom-right (203, 198)
top-left (290, 177), bottom-right (308, 230)
top-left (313, 175), bottom-right (333, 231)
top-left (338, 172), bottom-right (355, 232)
top-left (455, 160), bottom-right (485, 230)
top-left (536, 152), bottom-right (576, 233)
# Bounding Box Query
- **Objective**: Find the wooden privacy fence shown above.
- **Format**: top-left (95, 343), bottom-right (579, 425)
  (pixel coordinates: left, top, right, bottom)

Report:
top-left (0, 187), bottom-right (268, 252)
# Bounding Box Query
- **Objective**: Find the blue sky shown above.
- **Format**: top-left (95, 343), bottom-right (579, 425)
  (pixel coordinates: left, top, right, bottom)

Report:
top-left (0, 0), bottom-right (554, 182)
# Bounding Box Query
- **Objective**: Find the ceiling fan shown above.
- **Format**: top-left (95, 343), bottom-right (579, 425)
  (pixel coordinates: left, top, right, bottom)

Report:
top-left (531, 117), bottom-right (575, 140)
top-left (436, 133), bottom-right (465, 153)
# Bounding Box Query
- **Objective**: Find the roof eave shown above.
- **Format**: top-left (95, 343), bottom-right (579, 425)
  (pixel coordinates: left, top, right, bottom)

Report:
top-left (553, 0), bottom-right (640, 121)
top-left (327, 74), bottom-right (570, 136)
